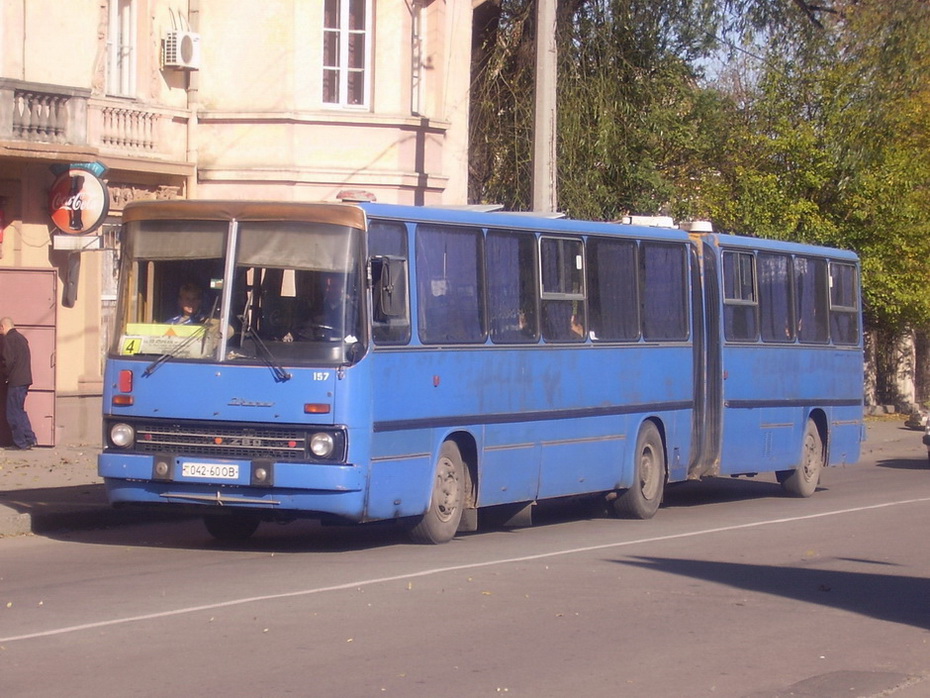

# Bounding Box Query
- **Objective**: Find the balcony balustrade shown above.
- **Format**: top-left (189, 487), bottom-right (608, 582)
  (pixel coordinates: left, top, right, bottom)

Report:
top-left (99, 105), bottom-right (157, 152)
top-left (0, 79), bottom-right (89, 145)
top-left (0, 78), bottom-right (189, 163)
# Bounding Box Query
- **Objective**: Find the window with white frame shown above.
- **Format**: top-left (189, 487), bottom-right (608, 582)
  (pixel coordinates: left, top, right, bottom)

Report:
top-left (322, 0), bottom-right (371, 108)
top-left (107, 0), bottom-right (137, 97)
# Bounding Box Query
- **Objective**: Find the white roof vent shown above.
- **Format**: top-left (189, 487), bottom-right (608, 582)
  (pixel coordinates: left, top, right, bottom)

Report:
top-left (680, 220), bottom-right (714, 233)
top-left (163, 31), bottom-right (201, 70)
top-left (619, 215), bottom-right (676, 228)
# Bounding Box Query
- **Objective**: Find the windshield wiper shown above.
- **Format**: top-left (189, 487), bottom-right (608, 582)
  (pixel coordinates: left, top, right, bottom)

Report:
top-left (233, 286), bottom-right (291, 382)
top-left (243, 327), bottom-right (292, 382)
top-left (142, 325), bottom-right (209, 377)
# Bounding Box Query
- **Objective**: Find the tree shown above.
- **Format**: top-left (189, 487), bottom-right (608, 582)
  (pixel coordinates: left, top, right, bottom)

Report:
top-left (704, 0), bottom-right (930, 332)
top-left (469, 0), bottom-right (721, 216)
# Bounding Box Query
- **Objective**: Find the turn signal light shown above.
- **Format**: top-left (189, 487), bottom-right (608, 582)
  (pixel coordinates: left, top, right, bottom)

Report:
top-left (304, 403), bottom-right (331, 414)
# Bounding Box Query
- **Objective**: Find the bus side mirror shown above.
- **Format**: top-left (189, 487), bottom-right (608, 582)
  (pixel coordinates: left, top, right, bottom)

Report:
top-left (371, 255), bottom-right (408, 319)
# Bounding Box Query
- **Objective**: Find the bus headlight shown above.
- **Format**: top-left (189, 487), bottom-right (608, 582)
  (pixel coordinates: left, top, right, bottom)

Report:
top-left (110, 423), bottom-right (135, 448)
top-left (309, 432), bottom-right (335, 458)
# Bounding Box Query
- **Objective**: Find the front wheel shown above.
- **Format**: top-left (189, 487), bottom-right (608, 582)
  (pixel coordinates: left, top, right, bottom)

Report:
top-left (778, 420), bottom-right (823, 497)
top-left (612, 421), bottom-right (665, 519)
top-left (409, 441), bottom-right (466, 544)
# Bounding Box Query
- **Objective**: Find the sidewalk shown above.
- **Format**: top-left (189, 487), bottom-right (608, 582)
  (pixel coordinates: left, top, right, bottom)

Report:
top-left (0, 416), bottom-right (920, 538)
top-left (0, 441), bottom-right (181, 536)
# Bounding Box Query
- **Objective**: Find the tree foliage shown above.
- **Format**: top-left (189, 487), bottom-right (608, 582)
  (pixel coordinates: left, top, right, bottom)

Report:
top-left (469, 0), bottom-right (930, 335)
top-left (705, 0), bottom-right (930, 330)
top-left (469, 0), bottom-right (721, 217)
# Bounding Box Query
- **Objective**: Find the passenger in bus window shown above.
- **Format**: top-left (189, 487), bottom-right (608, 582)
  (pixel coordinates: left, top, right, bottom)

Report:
top-left (167, 283), bottom-right (207, 325)
top-left (570, 313), bottom-right (585, 339)
top-left (284, 273), bottom-right (355, 342)
top-left (542, 301), bottom-right (586, 341)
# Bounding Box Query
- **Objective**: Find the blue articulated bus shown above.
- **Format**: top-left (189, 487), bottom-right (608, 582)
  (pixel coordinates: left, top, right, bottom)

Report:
top-left (98, 200), bottom-right (864, 543)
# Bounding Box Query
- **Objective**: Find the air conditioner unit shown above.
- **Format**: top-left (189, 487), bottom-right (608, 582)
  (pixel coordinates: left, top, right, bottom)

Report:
top-left (163, 30), bottom-right (201, 70)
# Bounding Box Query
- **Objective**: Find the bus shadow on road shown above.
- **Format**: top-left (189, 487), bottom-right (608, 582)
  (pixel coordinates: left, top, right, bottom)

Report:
top-left (612, 555), bottom-right (930, 631)
top-left (661, 476), bottom-right (788, 508)
top-left (47, 514), bottom-right (422, 554)
top-left (32, 476), bottom-right (803, 552)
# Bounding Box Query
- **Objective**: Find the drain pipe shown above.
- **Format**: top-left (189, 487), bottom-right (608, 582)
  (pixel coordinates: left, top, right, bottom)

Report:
top-left (185, 0), bottom-right (200, 198)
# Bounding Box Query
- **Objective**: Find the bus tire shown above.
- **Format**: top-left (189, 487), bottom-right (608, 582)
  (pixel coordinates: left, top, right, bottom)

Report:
top-left (203, 513), bottom-right (260, 542)
top-left (778, 420), bottom-right (823, 498)
top-left (409, 440), bottom-right (466, 544)
top-left (613, 421), bottom-right (665, 519)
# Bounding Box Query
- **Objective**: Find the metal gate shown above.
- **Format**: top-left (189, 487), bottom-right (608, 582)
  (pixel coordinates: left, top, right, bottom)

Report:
top-left (0, 268), bottom-right (56, 446)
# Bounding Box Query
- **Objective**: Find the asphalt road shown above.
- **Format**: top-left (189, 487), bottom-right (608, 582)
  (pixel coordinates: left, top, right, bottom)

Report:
top-left (2, 418), bottom-right (928, 697)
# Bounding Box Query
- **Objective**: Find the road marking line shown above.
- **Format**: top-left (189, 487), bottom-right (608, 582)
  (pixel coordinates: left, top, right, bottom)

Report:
top-left (3, 496), bottom-right (929, 644)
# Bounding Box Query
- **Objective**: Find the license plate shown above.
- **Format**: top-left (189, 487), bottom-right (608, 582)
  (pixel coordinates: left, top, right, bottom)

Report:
top-left (181, 462), bottom-right (240, 480)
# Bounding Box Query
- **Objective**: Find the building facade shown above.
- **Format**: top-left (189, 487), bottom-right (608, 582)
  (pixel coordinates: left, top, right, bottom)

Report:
top-left (0, 0), bottom-right (476, 446)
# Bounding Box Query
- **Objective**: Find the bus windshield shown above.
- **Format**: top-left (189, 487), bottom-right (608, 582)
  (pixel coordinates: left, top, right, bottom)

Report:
top-left (114, 217), bottom-right (365, 367)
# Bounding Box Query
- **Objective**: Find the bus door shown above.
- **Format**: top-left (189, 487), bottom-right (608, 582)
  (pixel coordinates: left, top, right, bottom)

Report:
top-left (686, 239), bottom-right (723, 479)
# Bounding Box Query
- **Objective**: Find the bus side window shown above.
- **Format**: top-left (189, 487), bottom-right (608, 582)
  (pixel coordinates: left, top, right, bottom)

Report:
top-left (722, 250), bottom-right (758, 342)
top-left (539, 236), bottom-right (586, 342)
top-left (588, 237), bottom-right (639, 341)
top-left (795, 256), bottom-right (829, 344)
top-left (487, 230), bottom-right (538, 343)
top-left (829, 261), bottom-right (860, 345)
top-left (368, 220), bottom-right (411, 345)
top-left (416, 224), bottom-right (486, 344)
top-left (642, 242), bottom-right (689, 341)
top-left (371, 256), bottom-right (411, 344)
top-left (759, 253), bottom-right (793, 342)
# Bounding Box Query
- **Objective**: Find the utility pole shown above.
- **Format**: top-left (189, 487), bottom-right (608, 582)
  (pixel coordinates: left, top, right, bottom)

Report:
top-left (532, 0), bottom-right (557, 213)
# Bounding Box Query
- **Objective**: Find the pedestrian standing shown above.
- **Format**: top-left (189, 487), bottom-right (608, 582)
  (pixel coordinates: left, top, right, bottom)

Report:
top-left (0, 317), bottom-right (37, 450)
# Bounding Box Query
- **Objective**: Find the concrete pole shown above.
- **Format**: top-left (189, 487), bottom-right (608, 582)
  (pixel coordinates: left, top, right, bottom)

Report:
top-left (532, 0), bottom-right (557, 213)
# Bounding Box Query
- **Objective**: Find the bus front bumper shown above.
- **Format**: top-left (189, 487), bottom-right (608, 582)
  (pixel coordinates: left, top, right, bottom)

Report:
top-left (98, 451), bottom-right (369, 521)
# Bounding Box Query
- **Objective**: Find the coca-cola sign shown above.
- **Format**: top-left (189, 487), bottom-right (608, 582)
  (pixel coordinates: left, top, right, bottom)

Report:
top-left (49, 162), bottom-right (110, 234)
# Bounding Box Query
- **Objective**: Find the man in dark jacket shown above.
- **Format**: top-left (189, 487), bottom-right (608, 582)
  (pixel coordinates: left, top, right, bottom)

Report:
top-left (0, 317), bottom-right (37, 450)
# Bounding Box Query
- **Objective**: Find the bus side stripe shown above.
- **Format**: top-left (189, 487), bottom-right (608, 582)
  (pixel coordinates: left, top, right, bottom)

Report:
top-left (725, 398), bottom-right (862, 409)
top-left (372, 401), bottom-right (693, 433)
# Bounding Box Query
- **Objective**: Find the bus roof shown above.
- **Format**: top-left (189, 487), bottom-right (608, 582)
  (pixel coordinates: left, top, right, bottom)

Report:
top-left (360, 203), bottom-right (858, 261)
top-left (120, 200), bottom-right (858, 262)
top-left (359, 202), bottom-right (694, 242)
top-left (122, 199), bottom-right (366, 230)
top-left (705, 232), bottom-right (860, 262)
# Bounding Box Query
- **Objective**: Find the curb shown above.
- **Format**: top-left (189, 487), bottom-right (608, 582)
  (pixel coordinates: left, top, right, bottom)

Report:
top-left (0, 509), bottom-right (32, 537)
top-left (0, 505), bottom-right (194, 537)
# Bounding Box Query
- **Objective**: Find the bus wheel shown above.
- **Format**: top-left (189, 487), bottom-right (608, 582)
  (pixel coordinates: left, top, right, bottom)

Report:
top-left (203, 513), bottom-right (260, 542)
top-left (778, 420), bottom-right (823, 498)
top-left (613, 421), bottom-right (665, 519)
top-left (409, 440), bottom-right (466, 544)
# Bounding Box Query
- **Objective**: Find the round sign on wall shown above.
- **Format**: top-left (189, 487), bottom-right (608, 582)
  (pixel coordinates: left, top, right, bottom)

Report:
top-left (49, 166), bottom-right (110, 234)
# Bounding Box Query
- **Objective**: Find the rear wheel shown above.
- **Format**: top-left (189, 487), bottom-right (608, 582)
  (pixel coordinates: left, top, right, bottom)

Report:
top-left (613, 421), bottom-right (665, 519)
top-left (778, 420), bottom-right (823, 497)
top-left (409, 440), bottom-right (466, 544)
top-left (204, 513), bottom-right (261, 541)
